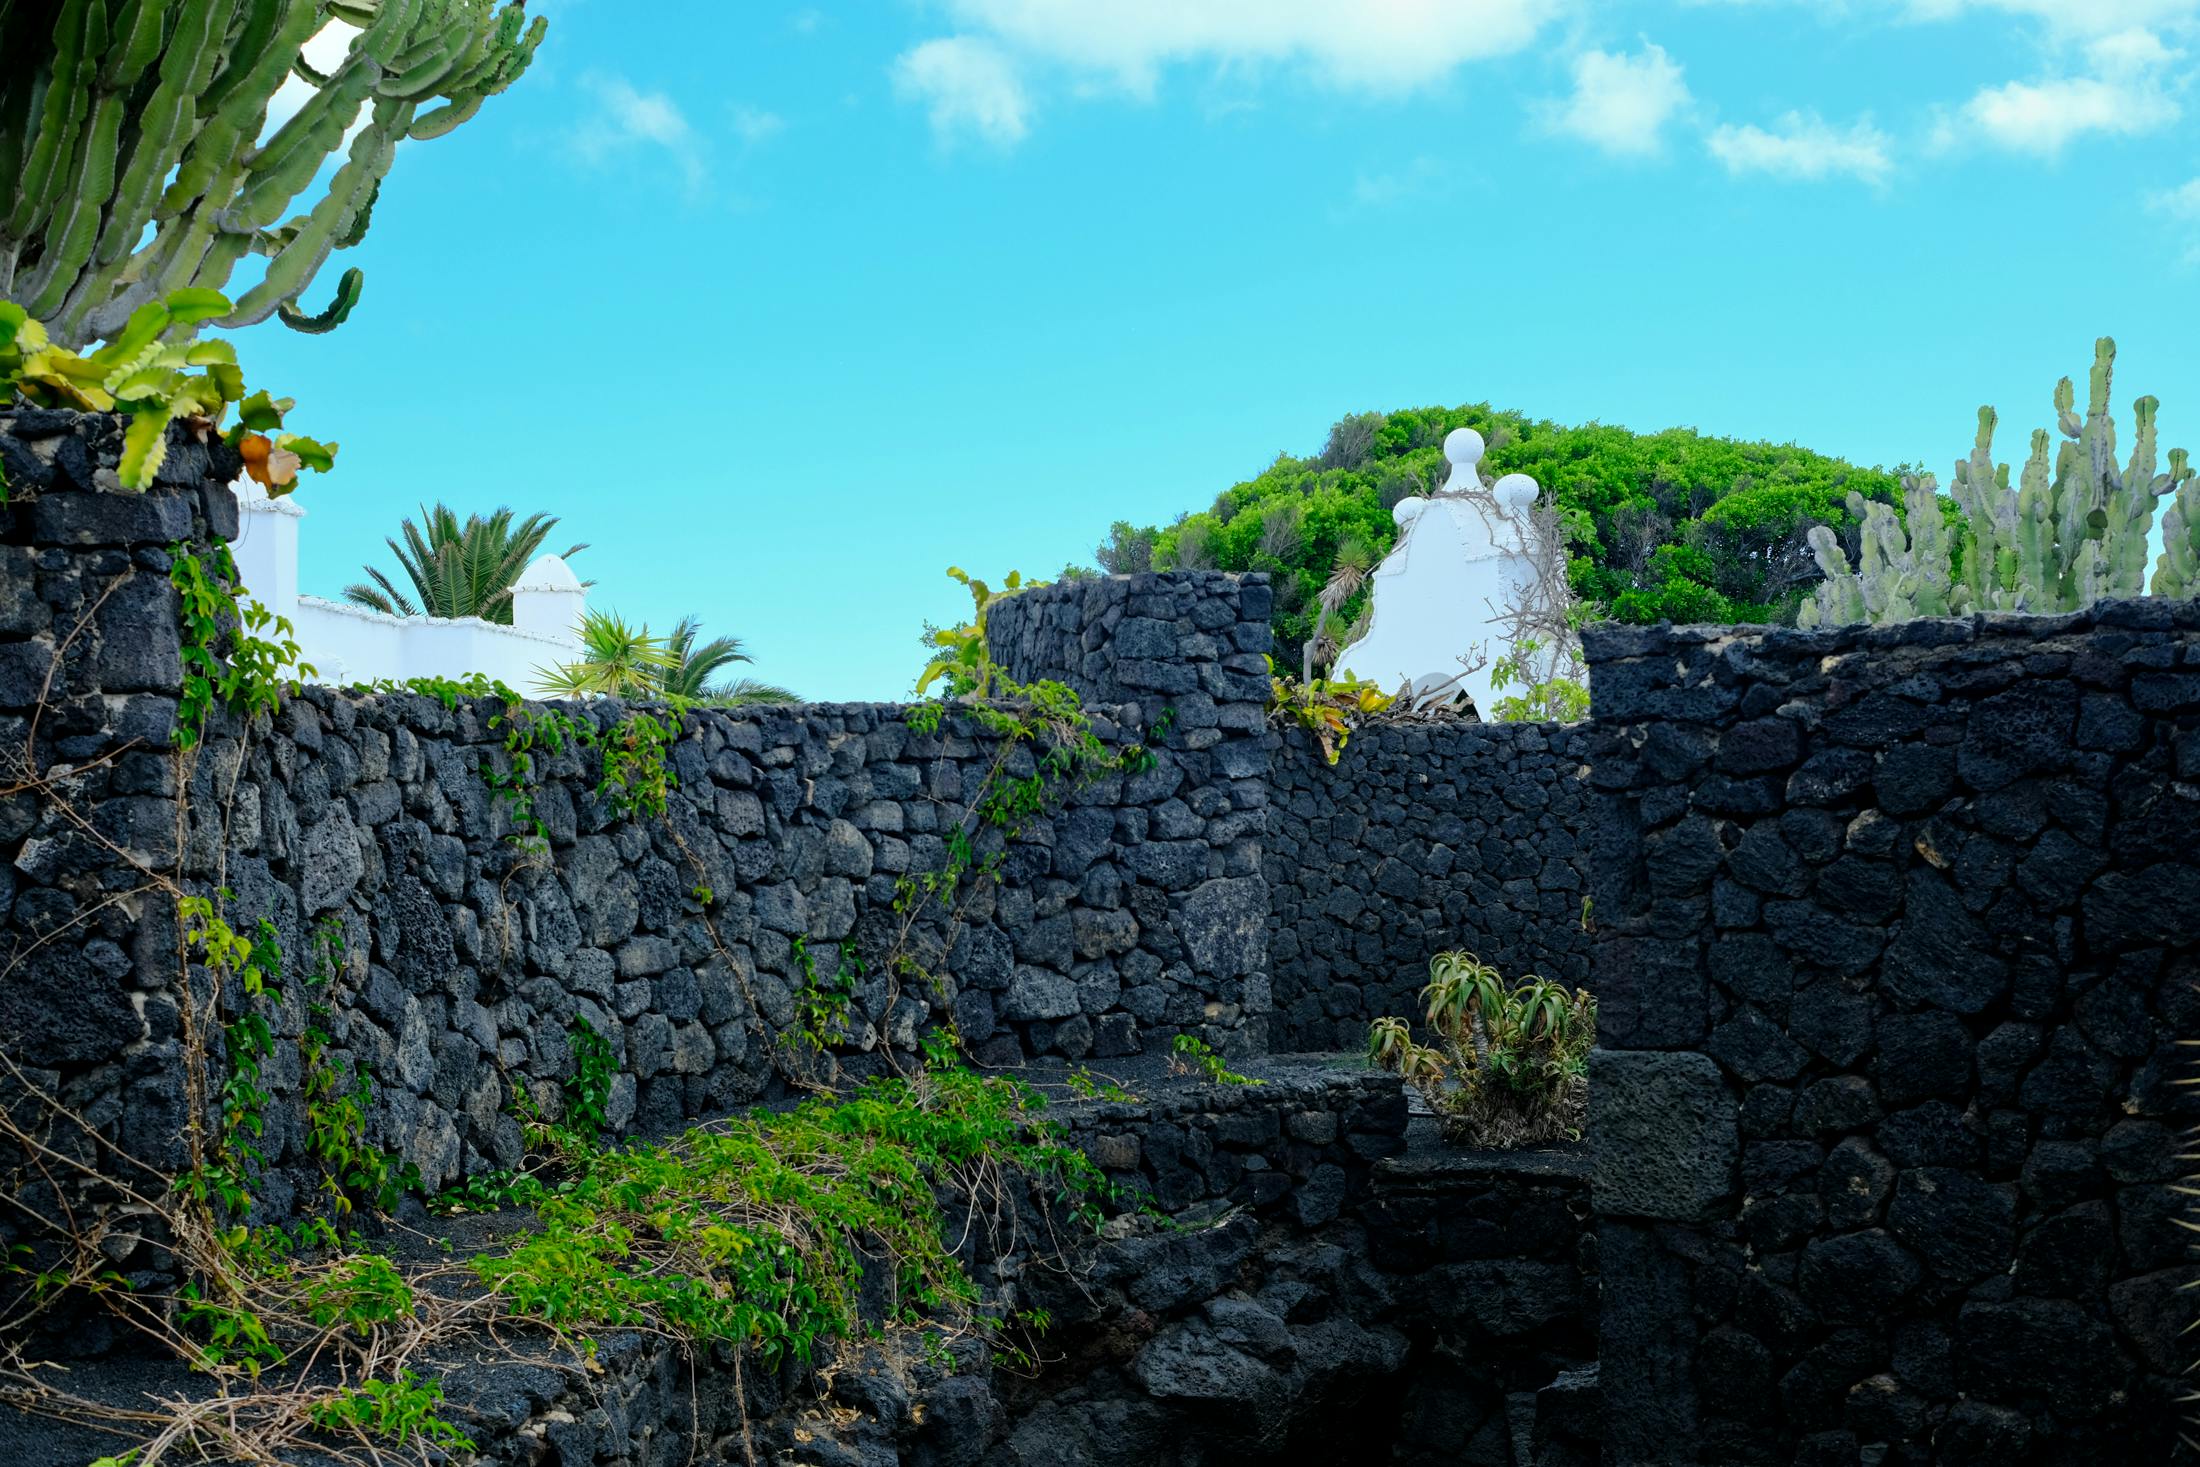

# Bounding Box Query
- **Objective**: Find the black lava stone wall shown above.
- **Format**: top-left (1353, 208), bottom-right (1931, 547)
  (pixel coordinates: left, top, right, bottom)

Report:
top-left (0, 412), bottom-right (244, 1292)
top-left (984, 569), bottom-right (1275, 737)
top-left (1583, 606), bottom-right (2200, 1466)
top-left (0, 425), bottom-right (1284, 1244)
top-left (188, 687), bottom-right (1274, 1210)
top-left (1265, 718), bottom-right (1594, 1051)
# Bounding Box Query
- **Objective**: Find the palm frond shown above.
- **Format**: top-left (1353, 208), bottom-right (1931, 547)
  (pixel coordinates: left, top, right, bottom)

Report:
top-left (705, 677), bottom-right (801, 706)
top-left (537, 609), bottom-right (679, 699)
top-left (352, 502), bottom-right (586, 624)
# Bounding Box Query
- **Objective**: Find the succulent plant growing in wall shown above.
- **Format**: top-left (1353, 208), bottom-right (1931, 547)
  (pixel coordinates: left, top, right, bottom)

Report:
top-left (1802, 337), bottom-right (2198, 626)
top-left (0, 0), bottom-right (545, 350)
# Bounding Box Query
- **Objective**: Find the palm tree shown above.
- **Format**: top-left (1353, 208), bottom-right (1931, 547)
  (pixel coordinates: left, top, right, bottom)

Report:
top-left (1303, 534), bottom-right (1375, 683)
top-left (535, 610), bottom-right (677, 698)
top-left (659, 615), bottom-right (800, 705)
top-left (343, 504), bottom-right (587, 625)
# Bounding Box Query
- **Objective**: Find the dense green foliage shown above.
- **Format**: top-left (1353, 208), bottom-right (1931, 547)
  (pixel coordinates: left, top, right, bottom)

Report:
top-left (1096, 403), bottom-right (1905, 650)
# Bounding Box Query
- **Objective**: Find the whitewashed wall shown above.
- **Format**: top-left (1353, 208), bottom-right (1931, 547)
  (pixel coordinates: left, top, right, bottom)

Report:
top-left (228, 483), bottom-right (586, 695)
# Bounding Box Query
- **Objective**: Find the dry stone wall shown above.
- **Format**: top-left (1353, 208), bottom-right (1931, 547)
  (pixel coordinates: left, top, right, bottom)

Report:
top-left (1583, 605), bottom-right (2200, 1466)
top-left (1265, 720), bottom-right (1594, 1050)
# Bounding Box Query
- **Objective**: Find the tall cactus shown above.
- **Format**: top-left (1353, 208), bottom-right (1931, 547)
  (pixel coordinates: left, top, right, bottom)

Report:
top-left (1806, 337), bottom-right (2196, 625)
top-left (2157, 468), bottom-right (2200, 599)
top-left (0, 0), bottom-right (544, 350)
top-left (1799, 478), bottom-right (1958, 628)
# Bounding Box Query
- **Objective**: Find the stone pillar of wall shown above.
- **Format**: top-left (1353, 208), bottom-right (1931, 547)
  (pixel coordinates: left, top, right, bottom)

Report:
top-left (1, 410), bottom-right (241, 1343)
top-left (1583, 605), bottom-right (2200, 1465)
top-left (988, 571), bottom-right (1277, 1052)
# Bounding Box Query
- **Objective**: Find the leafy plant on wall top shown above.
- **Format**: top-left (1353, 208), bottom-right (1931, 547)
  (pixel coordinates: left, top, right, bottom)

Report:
top-left (919, 566), bottom-right (1044, 698)
top-left (342, 502), bottom-right (587, 624)
top-left (0, 0), bottom-right (544, 350)
top-left (1803, 337), bottom-right (2200, 625)
top-left (2, 289), bottom-right (334, 490)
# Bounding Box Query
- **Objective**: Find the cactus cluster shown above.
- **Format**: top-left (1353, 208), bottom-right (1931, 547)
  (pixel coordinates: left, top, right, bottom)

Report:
top-left (0, 0), bottom-right (544, 351)
top-left (1802, 338), bottom-right (2199, 627)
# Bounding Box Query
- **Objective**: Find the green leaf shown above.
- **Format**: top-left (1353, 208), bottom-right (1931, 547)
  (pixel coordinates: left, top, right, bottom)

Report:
top-left (118, 403), bottom-right (177, 489)
top-left (111, 366), bottom-right (181, 404)
top-left (236, 389), bottom-right (288, 431)
top-left (282, 434), bottom-right (338, 472)
top-left (0, 302), bottom-right (26, 350)
top-left (90, 300), bottom-right (171, 368)
top-left (184, 339), bottom-right (238, 367)
top-left (164, 287), bottom-right (234, 326)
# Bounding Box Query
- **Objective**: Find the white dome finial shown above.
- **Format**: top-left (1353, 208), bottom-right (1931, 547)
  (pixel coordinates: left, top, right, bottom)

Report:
top-left (1439, 428), bottom-right (1486, 496)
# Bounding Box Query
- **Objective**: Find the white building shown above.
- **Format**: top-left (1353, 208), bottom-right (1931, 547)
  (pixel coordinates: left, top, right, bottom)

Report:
top-left (228, 483), bottom-right (587, 694)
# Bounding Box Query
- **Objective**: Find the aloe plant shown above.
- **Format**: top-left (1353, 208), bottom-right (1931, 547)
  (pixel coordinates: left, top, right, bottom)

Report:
top-left (0, 0), bottom-right (545, 350)
top-left (1366, 949), bottom-right (1594, 1147)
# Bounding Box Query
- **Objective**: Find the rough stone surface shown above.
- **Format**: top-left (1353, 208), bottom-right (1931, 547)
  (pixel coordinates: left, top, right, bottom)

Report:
top-left (1266, 719), bottom-right (1593, 1048)
top-left (1589, 1049), bottom-right (1736, 1222)
top-left (1584, 606), bottom-right (2200, 1465)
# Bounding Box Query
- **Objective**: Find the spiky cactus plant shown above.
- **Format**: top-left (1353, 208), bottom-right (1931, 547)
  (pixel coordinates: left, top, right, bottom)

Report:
top-left (1806, 338), bottom-right (2197, 625)
top-left (1799, 479), bottom-right (1957, 628)
top-left (2156, 473), bottom-right (2200, 599)
top-left (0, 0), bottom-right (545, 350)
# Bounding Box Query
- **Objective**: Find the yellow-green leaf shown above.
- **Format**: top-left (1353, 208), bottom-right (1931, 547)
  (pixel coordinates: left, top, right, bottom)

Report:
top-left (236, 389), bottom-right (287, 431)
top-left (163, 287), bottom-right (233, 326)
top-left (280, 433), bottom-right (337, 472)
top-left (118, 403), bottom-right (176, 490)
top-left (90, 300), bottom-right (171, 369)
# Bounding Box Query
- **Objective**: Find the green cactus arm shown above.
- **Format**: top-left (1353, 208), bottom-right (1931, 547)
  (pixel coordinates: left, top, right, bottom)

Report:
top-left (162, 0), bottom-right (314, 218)
top-left (22, 88), bottom-right (125, 317)
top-left (231, 57), bottom-right (378, 226)
top-left (278, 265), bottom-right (364, 333)
top-left (3, 0), bottom-right (97, 241)
top-left (100, 0), bottom-right (172, 90)
top-left (224, 99), bottom-right (404, 327)
top-left (2155, 479), bottom-right (2200, 598)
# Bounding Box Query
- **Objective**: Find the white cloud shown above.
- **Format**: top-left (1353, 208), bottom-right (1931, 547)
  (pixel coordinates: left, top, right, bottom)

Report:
top-left (1707, 111), bottom-right (1893, 183)
top-left (890, 1), bottom-right (1561, 146)
top-left (893, 37), bottom-right (1032, 148)
top-left (1934, 28), bottom-right (2181, 155)
top-left (940, 0), bottom-right (1559, 93)
top-left (572, 75), bottom-right (706, 189)
top-left (731, 106), bottom-right (785, 147)
top-left (1537, 42), bottom-right (1692, 158)
top-left (2150, 176), bottom-right (2200, 217)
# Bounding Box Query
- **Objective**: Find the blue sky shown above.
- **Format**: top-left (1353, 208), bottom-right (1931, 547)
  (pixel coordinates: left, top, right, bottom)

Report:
top-left (237, 0), bottom-right (2200, 700)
